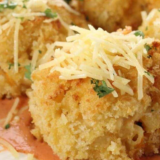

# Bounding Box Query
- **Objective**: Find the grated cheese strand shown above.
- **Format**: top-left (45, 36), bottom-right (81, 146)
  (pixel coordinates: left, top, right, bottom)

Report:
top-left (31, 50), bottom-right (39, 71)
top-left (12, 13), bottom-right (46, 18)
top-left (14, 19), bottom-right (21, 73)
top-left (137, 51), bottom-right (143, 100)
top-left (4, 98), bottom-right (20, 127)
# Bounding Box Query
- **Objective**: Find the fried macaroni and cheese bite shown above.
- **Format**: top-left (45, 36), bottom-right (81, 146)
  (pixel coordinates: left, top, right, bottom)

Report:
top-left (70, 0), bottom-right (160, 32)
top-left (0, 0), bottom-right (87, 98)
top-left (29, 26), bottom-right (160, 160)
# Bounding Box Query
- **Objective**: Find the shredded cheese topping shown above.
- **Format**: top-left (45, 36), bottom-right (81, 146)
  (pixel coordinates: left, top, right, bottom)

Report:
top-left (39, 25), bottom-right (155, 100)
top-left (4, 97), bottom-right (19, 127)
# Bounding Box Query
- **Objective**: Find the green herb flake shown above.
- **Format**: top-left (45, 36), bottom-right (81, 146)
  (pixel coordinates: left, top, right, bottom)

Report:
top-left (145, 26), bottom-right (148, 31)
top-left (71, 22), bottom-right (75, 26)
top-left (44, 9), bottom-right (57, 18)
top-left (158, 9), bottom-right (160, 12)
top-left (25, 64), bottom-right (32, 80)
top-left (19, 17), bottom-right (24, 21)
top-left (8, 63), bottom-right (14, 69)
top-left (38, 50), bottom-right (42, 54)
top-left (144, 44), bottom-right (152, 52)
top-left (144, 71), bottom-right (153, 77)
top-left (7, 3), bottom-right (17, 9)
top-left (91, 79), bottom-right (114, 98)
top-left (151, 109), bottom-right (154, 112)
top-left (5, 124), bottom-right (10, 129)
top-left (0, 2), bottom-right (17, 12)
top-left (23, 4), bottom-right (27, 8)
top-left (134, 31), bottom-right (144, 38)
top-left (64, 0), bottom-right (71, 4)
top-left (8, 63), bottom-right (20, 69)
top-left (0, 5), bottom-right (3, 12)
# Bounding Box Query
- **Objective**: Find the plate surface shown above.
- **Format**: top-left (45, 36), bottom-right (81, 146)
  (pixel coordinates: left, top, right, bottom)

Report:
top-left (0, 145), bottom-right (36, 160)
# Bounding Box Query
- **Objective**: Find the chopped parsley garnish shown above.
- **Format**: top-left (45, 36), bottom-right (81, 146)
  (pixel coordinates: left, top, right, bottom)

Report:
top-left (8, 63), bottom-right (14, 69)
top-left (5, 124), bottom-right (10, 129)
top-left (0, 1), bottom-right (17, 12)
top-left (64, 0), bottom-right (71, 4)
top-left (134, 31), bottom-right (144, 38)
top-left (38, 50), bottom-right (42, 54)
top-left (144, 71), bottom-right (153, 77)
top-left (144, 44), bottom-right (152, 52)
top-left (7, 3), bottom-right (17, 9)
top-left (8, 63), bottom-right (20, 70)
top-left (18, 17), bottom-right (24, 21)
top-left (23, 4), bottom-right (27, 8)
top-left (91, 79), bottom-right (114, 98)
top-left (71, 22), bottom-right (75, 26)
top-left (44, 9), bottom-right (57, 18)
top-left (158, 9), bottom-right (160, 12)
top-left (145, 26), bottom-right (148, 31)
top-left (25, 64), bottom-right (32, 80)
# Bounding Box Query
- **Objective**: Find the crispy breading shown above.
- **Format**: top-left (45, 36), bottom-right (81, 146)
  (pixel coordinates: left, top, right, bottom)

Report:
top-left (29, 41), bottom-right (160, 160)
top-left (0, 1), bottom-right (87, 98)
top-left (136, 43), bottom-right (160, 157)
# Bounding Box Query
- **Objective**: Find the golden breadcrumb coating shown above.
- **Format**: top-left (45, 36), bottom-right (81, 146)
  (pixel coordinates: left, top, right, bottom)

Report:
top-left (0, 0), bottom-right (87, 98)
top-left (140, 42), bottom-right (160, 156)
top-left (29, 41), bottom-right (160, 160)
top-left (70, 0), bottom-right (160, 32)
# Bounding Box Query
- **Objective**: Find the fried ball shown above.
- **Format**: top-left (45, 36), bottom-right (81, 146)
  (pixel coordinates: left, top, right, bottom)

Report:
top-left (0, 0), bottom-right (87, 98)
top-left (70, 0), bottom-right (160, 32)
top-left (29, 39), bottom-right (160, 160)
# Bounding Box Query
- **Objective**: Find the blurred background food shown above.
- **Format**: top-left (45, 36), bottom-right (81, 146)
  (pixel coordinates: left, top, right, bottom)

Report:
top-left (70, 0), bottom-right (160, 32)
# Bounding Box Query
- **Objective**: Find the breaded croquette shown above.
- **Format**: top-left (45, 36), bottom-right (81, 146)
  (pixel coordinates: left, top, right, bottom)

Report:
top-left (29, 26), bottom-right (160, 160)
top-left (0, 0), bottom-right (87, 98)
